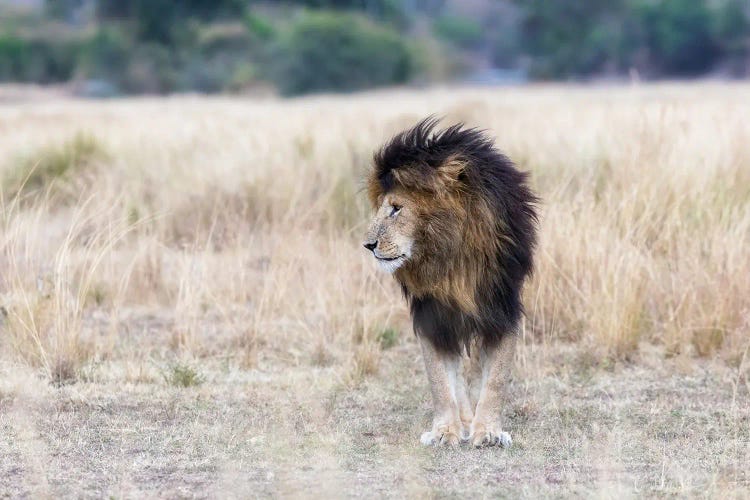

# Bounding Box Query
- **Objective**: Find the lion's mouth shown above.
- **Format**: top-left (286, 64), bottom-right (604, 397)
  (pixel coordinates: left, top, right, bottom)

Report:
top-left (374, 254), bottom-right (407, 273)
top-left (375, 255), bottom-right (405, 262)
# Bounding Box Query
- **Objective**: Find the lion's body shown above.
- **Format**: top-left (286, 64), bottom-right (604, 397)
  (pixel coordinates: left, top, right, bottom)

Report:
top-left (367, 118), bottom-right (538, 354)
top-left (364, 118), bottom-right (538, 448)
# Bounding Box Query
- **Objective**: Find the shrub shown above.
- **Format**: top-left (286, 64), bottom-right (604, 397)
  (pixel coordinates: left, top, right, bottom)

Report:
top-left (0, 34), bottom-right (80, 83)
top-left (183, 22), bottom-right (260, 92)
top-left (268, 11), bottom-right (413, 95)
top-left (518, 1), bottom-right (628, 79)
top-left (122, 43), bottom-right (179, 93)
top-left (376, 327), bottom-right (399, 350)
top-left (433, 15), bottom-right (484, 50)
top-left (635, 0), bottom-right (719, 75)
top-left (711, 0), bottom-right (749, 75)
top-left (163, 362), bottom-right (205, 387)
top-left (244, 11), bottom-right (276, 41)
top-left (76, 27), bottom-right (131, 83)
top-left (3, 133), bottom-right (107, 198)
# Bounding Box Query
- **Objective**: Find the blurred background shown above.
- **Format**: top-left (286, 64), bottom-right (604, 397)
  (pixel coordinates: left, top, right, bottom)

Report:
top-left (1, 0), bottom-right (748, 97)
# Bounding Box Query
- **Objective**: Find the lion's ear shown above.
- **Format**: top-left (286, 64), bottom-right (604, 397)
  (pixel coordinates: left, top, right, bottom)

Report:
top-left (436, 158), bottom-right (468, 188)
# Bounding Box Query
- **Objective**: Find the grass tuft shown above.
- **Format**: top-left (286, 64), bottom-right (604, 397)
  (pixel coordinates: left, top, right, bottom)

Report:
top-left (346, 343), bottom-right (380, 386)
top-left (2, 132), bottom-right (107, 198)
top-left (163, 362), bottom-right (206, 388)
top-left (376, 327), bottom-right (399, 350)
top-left (50, 356), bottom-right (80, 387)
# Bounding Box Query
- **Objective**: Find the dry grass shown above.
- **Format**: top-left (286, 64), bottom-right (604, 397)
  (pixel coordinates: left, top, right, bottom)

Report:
top-left (1, 83), bottom-right (749, 497)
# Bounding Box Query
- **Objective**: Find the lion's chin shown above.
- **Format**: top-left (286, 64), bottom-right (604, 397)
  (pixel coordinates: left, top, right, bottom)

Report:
top-left (375, 255), bottom-right (407, 274)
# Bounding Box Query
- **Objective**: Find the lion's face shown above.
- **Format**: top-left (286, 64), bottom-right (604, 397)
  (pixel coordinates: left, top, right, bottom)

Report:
top-left (363, 191), bottom-right (418, 273)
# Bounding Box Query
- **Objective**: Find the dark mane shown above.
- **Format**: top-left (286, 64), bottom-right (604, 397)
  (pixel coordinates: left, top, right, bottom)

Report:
top-left (368, 118), bottom-right (539, 354)
top-left (373, 117), bottom-right (497, 193)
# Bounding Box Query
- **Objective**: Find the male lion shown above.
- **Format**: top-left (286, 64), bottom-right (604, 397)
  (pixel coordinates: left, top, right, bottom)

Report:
top-left (363, 118), bottom-right (538, 448)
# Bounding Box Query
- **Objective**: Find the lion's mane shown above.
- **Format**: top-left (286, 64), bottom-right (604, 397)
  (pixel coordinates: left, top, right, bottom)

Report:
top-left (368, 118), bottom-right (538, 353)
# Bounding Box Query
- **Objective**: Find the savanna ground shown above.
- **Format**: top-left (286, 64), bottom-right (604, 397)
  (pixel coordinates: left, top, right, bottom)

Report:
top-left (1, 83), bottom-right (749, 498)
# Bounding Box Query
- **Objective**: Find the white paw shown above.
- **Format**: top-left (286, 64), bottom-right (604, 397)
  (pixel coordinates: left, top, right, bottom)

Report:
top-left (498, 431), bottom-right (512, 448)
top-left (420, 427), bottom-right (460, 447)
top-left (420, 431), bottom-right (437, 446)
top-left (470, 426), bottom-right (512, 448)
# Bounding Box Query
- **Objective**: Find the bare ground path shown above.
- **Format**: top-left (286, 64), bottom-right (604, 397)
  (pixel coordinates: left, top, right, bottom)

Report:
top-left (1, 343), bottom-right (749, 498)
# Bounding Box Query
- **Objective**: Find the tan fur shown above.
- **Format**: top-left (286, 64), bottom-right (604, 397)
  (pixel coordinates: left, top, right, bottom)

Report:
top-left (418, 336), bottom-right (462, 447)
top-left (470, 333), bottom-right (516, 447)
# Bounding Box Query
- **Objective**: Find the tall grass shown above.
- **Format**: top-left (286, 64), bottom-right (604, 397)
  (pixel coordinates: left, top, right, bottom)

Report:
top-left (1, 193), bottom-right (134, 384)
top-left (0, 83), bottom-right (748, 383)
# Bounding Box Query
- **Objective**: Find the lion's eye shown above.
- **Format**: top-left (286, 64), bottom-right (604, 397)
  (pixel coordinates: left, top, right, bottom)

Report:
top-left (390, 205), bottom-right (402, 217)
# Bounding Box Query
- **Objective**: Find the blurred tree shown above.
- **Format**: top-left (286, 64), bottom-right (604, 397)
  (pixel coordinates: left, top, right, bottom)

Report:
top-left (15, 0), bottom-right (750, 92)
top-left (712, 0), bottom-right (750, 75)
top-left (45, 0), bottom-right (86, 20)
top-left (433, 15), bottom-right (484, 50)
top-left (283, 0), bottom-right (414, 28)
top-left (245, 11), bottom-right (276, 41)
top-left (516, 0), bottom-right (734, 78)
top-left (635, 0), bottom-right (718, 75)
top-left (95, 0), bottom-right (247, 44)
top-left (0, 35), bottom-right (80, 83)
top-left (517, 0), bottom-right (628, 78)
top-left (483, 2), bottom-right (523, 68)
top-left (76, 27), bottom-right (130, 81)
top-left (268, 11), bottom-right (413, 95)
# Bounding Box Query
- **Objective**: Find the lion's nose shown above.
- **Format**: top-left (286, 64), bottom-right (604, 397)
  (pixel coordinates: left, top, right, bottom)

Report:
top-left (363, 240), bottom-right (377, 252)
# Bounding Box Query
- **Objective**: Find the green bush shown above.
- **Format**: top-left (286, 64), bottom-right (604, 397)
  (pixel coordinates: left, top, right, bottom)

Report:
top-left (167, 22), bottom-right (265, 93)
top-left (122, 43), bottom-right (179, 93)
top-left (433, 15), bottom-right (484, 50)
top-left (0, 36), bottom-right (29, 80)
top-left (268, 11), bottom-right (413, 95)
top-left (518, 0), bottom-right (627, 79)
top-left (0, 34), bottom-right (79, 83)
top-left (518, 0), bottom-right (731, 79)
top-left (712, 0), bottom-right (750, 75)
top-left (76, 27), bottom-right (131, 82)
top-left (244, 12), bottom-right (276, 41)
top-left (635, 0), bottom-right (718, 75)
top-left (162, 362), bottom-right (205, 388)
top-left (713, 0), bottom-right (750, 56)
top-left (376, 327), bottom-right (399, 350)
top-left (96, 0), bottom-right (248, 45)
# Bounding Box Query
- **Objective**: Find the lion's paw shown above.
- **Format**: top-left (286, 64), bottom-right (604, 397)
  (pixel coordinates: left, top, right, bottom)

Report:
top-left (470, 424), bottom-right (512, 448)
top-left (420, 426), bottom-right (460, 447)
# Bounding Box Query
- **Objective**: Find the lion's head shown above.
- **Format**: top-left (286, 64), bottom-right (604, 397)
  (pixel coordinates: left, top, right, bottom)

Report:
top-left (362, 187), bottom-right (418, 273)
top-left (363, 118), bottom-right (538, 335)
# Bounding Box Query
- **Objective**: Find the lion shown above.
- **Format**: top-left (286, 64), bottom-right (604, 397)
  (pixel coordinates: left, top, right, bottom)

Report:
top-left (363, 117), bottom-right (538, 448)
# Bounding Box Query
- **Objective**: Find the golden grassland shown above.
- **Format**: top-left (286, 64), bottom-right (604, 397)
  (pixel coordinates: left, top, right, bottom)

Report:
top-left (1, 83), bottom-right (749, 497)
top-left (2, 83), bottom-right (749, 377)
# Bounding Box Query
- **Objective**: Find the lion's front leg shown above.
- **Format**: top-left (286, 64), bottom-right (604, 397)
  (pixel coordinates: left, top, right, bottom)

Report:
top-left (454, 355), bottom-right (474, 441)
top-left (469, 332), bottom-right (516, 448)
top-left (418, 335), bottom-right (465, 447)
